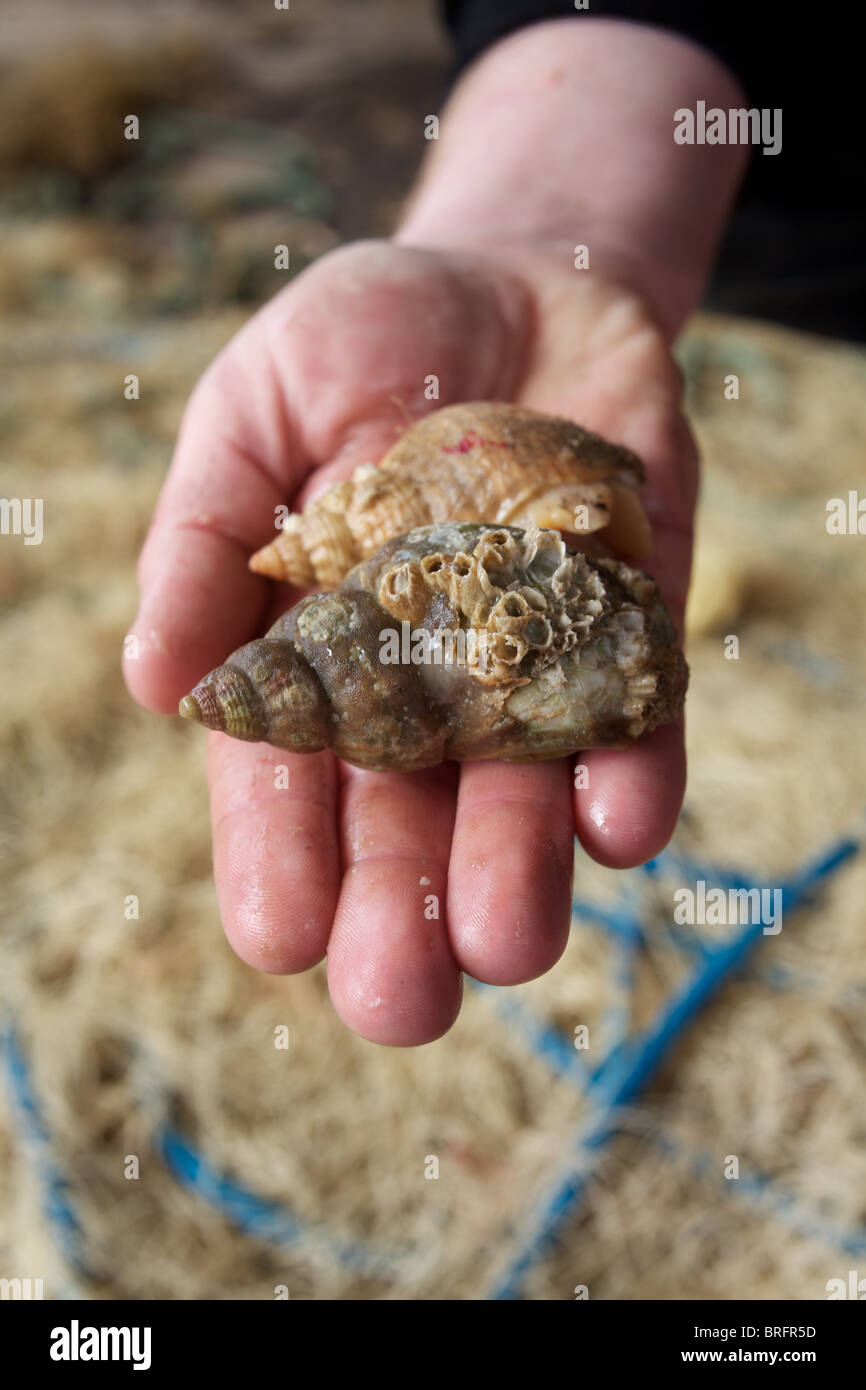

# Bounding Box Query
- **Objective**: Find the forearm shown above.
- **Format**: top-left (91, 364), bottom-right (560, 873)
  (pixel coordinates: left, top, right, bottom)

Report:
top-left (397, 17), bottom-right (749, 338)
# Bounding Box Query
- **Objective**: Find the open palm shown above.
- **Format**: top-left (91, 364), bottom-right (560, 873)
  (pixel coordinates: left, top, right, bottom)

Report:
top-left (126, 239), bottom-right (697, 1045)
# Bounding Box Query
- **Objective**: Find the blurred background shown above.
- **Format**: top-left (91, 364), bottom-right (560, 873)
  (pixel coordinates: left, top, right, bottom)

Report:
top-left (1, 0), bottom-right (864, 1300)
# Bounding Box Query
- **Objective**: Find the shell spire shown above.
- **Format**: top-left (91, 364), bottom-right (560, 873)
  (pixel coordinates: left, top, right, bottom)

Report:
top-left (247, 514), bottom-right (312, 584)
top-left (249, 402), bottom-right (653, 588)
top-left (185, 523), bottom-right (687, 772)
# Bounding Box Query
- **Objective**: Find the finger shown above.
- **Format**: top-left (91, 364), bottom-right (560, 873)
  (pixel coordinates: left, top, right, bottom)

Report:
top-left (326, 764), bottom-right (461, 1046)
top-left (618, 405), bottom-right (697, 629)
top-left (535, 378), bottom-right (693, 869)
top-left (126, 240), bottom-right (529, 717)
top-left (567, 405), bottom-right (691, 868)
top-left (292, 417), bottom-right (409, 508)
top-left (125, 340), bottom-right (301, 714)
top-left (447, 759), bottom-right (574, 984)
top-left (207, 734), bottom-right (340, 973)
top-left (275, 240), bottom-right (530, 469)
top-left (558, 374), bottom-right (697, 624)
top-left (574, 719), bottom-right (686, 869)
top-left (522, 296), bottom-right (698, 611)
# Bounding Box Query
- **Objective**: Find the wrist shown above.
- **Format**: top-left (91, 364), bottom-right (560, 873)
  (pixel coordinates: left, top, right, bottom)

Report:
top-left (396, 18), bottom-right (749, 338)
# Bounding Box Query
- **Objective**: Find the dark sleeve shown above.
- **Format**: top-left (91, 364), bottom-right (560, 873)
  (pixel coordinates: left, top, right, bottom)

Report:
top-left (439, 1), bottom-right (751, 91)
top-left (438, 2), bottom-right (866, 341)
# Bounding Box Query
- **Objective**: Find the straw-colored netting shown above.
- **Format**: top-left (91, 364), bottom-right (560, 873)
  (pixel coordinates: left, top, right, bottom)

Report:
top-left (0, 9), bottom-right (864, 1298)
top-left (2, 287), bottom-right (864, 1298)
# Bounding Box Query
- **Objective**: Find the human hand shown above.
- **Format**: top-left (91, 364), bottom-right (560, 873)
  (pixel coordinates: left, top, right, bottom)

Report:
top-left (125, 237), bottom-right (696, 1044)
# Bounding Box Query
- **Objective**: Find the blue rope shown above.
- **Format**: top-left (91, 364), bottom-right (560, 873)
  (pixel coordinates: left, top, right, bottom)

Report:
top-left (599, 880), bottom-right (644, 1049)
top-left (473, 984), bottom-right (590, 1084)
top-left (1, 1025), bottom-right (90, 1281)
top-left (642, 836), bottom-right (858, 898)
top-left (652, 1133), bottom-right (866, 1260)
top-left (751, 959), bottom-right (866, 1004)
top-left (571, 896), bottom-right (645, 942)
top-left (155, 1126), bottom-right (408, 1279)
top-left (487, 833), bottom-right (859, 1299)
top-left (2, 831), bottom-right (861, 1298)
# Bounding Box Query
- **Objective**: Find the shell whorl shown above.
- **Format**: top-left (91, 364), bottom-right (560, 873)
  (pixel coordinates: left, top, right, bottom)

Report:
top-left (248, 402), bottom-right (652, 587)
top-left (249, 498), bottom-right (356, 588)
top-left (372, 525), bottom-right (610, 687)
top-left (182, 523), bottom-right (687, 771)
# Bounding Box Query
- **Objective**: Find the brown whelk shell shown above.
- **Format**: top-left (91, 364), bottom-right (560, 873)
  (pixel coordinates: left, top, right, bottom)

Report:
top-left (249, 401), bottom-right (652, 587)
top-left (180, 523), bottom-right (687, 772)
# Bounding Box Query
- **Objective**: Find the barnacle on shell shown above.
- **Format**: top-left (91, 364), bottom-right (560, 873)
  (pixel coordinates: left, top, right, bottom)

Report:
top-left (248, 402), bottom-right (652, 587)
top-left (180, 523), bottom-right (687, 772)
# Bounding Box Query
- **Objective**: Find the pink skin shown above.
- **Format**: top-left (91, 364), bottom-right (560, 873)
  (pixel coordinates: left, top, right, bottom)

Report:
top-left (126, 241), bottom-right (693, 1042)
top-left (125, 21), bottom-right (747, 1045)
